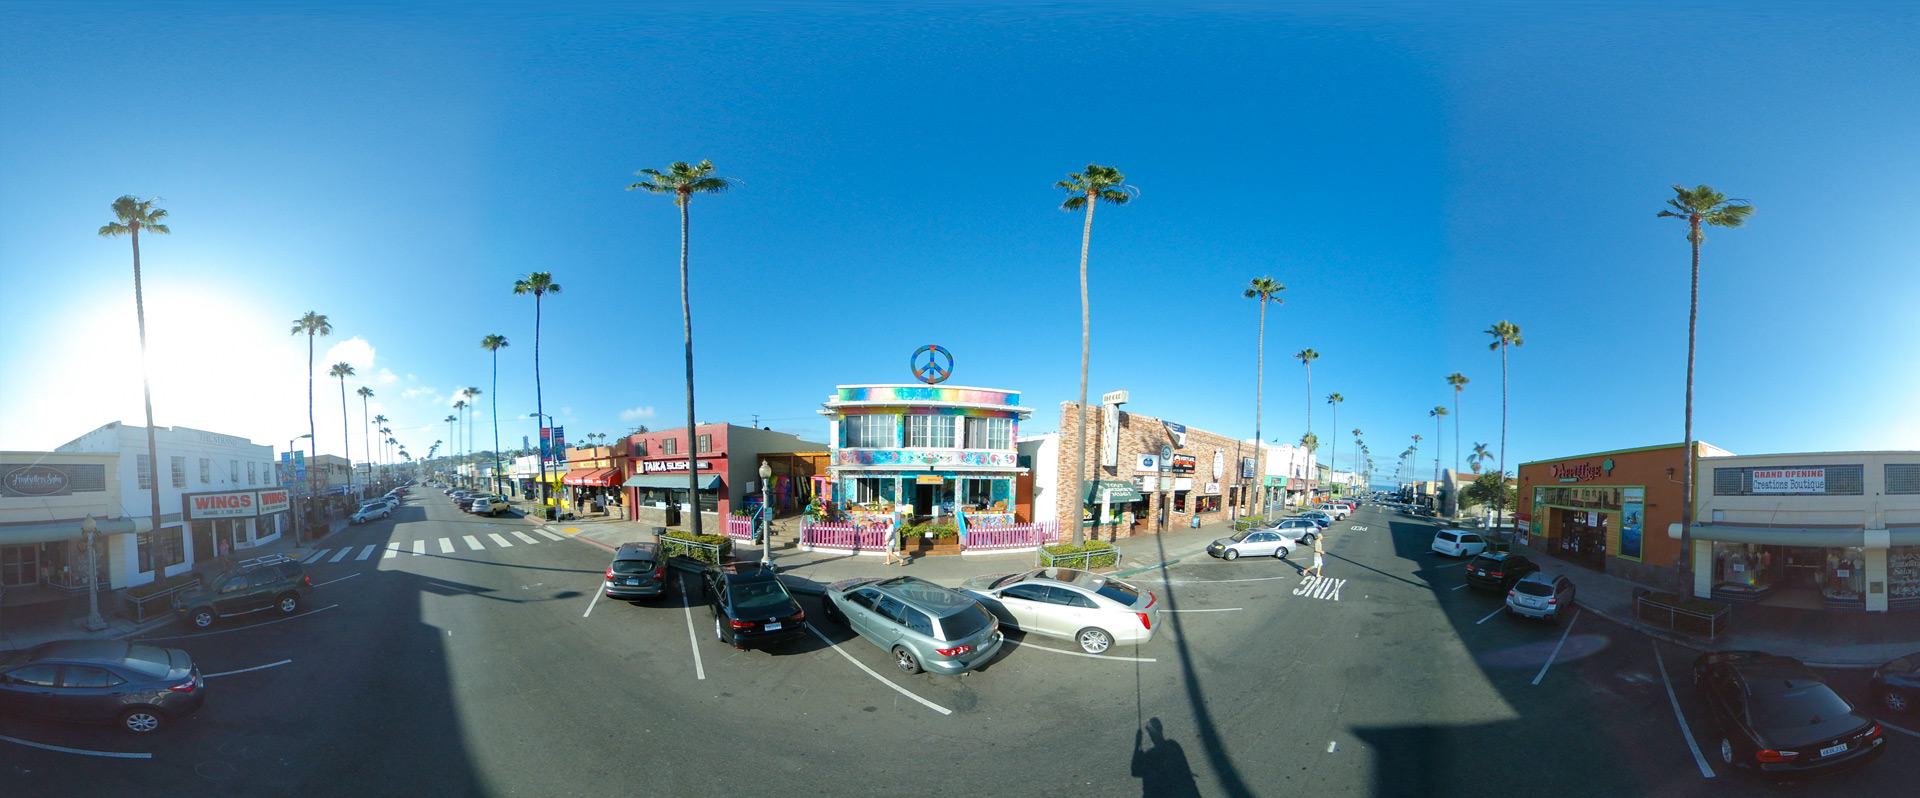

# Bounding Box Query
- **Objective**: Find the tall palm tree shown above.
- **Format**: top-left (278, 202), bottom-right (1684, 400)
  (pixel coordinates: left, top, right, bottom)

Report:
top-left (1245, 277), bottom-right (1285, 517)
top-left (1659, 184), bottom-right (1754, 589)
top-left (1294, 349), bottom-right (1319, 446)
top-left (1044, 164), bottom-right (1135, 544)
top-left (631, 161), bottom-right (733, 535)
top-left (356, 387), bottom-right (374, 483)
top-left (372, 414), bottom-right (388, 468)
top-left (1470, 443), bottom-right (1492, 474)
top-left (329, 363), bottom-right (355, 488)
top-left (481, 334), bottom-right (509, 493)
top-left (445, 414), bottom-right (458, 481)
top-left (462, 387), bottom-right (482, 477)
top-left (1325, 393), bottom-right (1344, 490)
top-left (1429, 406), bottom-right (1448, 482)
top-left (379, 426), bottom-right (392, 472)
top-left (512, 272), bottom-right (563, 510)
top-left (451, 401), bottom-right (467, 479)
top-left (98, 195), bottom-right (171, 570)
top-left (290, 312), bottom-right (332, 506)
top-left (1486, 320), bottom-right (1525, 529)
top-left (1445, 373), bottom-right (1468, 472)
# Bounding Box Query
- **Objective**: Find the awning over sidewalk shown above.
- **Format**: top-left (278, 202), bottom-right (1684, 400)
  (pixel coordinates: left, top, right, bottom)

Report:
top-left (563, 468), bottom-right (622, 486)
top-left (1690, 523), bottom-right (1867, 546)
top-left (1082, 480), bottom-right (1144, 504)
top-left (623, 473), bottom-right (722, 490)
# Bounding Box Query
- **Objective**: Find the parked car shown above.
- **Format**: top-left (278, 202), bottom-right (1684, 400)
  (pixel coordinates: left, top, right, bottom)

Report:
top-left (1870, 652), bottom-right (1920, 715)
top-left (470, 497), bottom-right (509, 516)
top-left (822, 576), bottom-right (1004, 675)
top-left (1693, 651), bottom-right (1886, 777)
top-left (1464, 552), bottom-right (1538, 592)
top-left (1266, 518), bottom-right (1323, 539)
top-left (703, 563), bottom-right (806, 650)
top-left (0, 640), bottom-right (205, 733)
top-left (1432, 529), bottom-right (1492, 558)
top-left (604, 542), bottom-right (668, 600)
top-left (1506, 572), bottom-right (1577, 623)
top-left (1299, 511), bottom-right (1335, 528)
top-left (456, 493), bottom-right (492, 512)
top-left (171, 553), bottom-right (313, 629)
top-left (1324, 504), bottom-right (1351, 521)
top-left (959, 568), bottom-right (1157, 654)
top-left (1206, 527), bottom-right (1312, 561)
top-left (350, 502), bottom-right (392, 524)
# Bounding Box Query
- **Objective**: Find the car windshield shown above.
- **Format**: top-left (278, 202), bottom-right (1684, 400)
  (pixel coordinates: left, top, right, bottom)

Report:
top-left (1230, 529), bottom-right (1255, 542)
top-left (1514, 581), bottom-right (1553, 597)
top-left (611, 560), bottom-right (655, 575)
top-left (1752, 684), bottom-right (1855, 729)
top-left (935, 603), bottom-right (995, 641)
top-left (728, 580), bottom-right (793, 613)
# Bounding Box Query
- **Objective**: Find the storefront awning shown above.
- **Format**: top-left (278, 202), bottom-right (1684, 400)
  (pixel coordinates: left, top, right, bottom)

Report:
top-left (1691, 523), bottom-right (1866, 546)
top-left (1082, 480), bottom-right (1144, 504)
top-left (563, 468), bottom-right (622, 486)
top-left (623, 473), bottom-right (722, 490)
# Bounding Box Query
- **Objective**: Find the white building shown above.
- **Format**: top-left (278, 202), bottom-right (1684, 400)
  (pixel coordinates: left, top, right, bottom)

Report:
top-left (1016, 432), bottom-right (1062, 526)
top-left (1256, 441), bottom-right (1317, 509)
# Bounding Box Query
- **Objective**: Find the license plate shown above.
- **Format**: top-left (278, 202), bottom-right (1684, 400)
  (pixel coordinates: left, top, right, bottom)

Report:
top-left (764, 622), bottom-right (782, 631)
top-left (1821, 743), bottom-right (1847, 757)
top-left (625, 578), bottom-right (640, 585)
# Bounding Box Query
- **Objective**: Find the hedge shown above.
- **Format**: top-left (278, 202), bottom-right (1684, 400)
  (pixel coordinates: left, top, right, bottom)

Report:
top-left (659, 529), bottom-right (732, 564)
top-left (1040, 540), bottom-right (1119, 569)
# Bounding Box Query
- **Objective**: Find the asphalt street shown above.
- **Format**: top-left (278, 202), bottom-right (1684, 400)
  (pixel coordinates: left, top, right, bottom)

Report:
top-left (4, 500), bottom-right (1916, 797)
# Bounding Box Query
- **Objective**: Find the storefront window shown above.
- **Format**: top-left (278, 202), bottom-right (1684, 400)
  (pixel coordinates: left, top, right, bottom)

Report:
top-left (1825, 546), bottom-right (1866, 601)
top-left (1174, 491), bottom-right (1188, 513)
top-left (906, 416), bottom-right (955, 448)
top-left (1890, 546), bottom-right (1920, 602)
top-left (1712, 542), bottom-right (1773, 592)
top-left (1194, 496), bottom-right (1221, 514)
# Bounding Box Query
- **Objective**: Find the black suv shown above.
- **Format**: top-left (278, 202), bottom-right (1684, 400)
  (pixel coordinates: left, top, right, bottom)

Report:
top-left (1463, 552), bottom-right (1537, 591)
top-left (702, 562), bottom-right (805, 650)
top-left (1694, 651), bottom-right (1886, 777)
top-left (172, 554), bottom-right (314, 628)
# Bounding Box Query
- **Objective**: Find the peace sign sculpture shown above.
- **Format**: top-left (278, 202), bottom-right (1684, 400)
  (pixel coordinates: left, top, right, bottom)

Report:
top-left (911, 345), bottom-right (954, 385)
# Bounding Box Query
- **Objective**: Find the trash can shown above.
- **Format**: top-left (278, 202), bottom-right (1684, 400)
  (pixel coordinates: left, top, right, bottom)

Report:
top-left (664, 506), bottom-right (681, 526)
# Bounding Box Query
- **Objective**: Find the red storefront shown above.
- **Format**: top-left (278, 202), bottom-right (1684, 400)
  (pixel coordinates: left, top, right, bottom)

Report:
top-left (622, 424), bottom-right (734, 531)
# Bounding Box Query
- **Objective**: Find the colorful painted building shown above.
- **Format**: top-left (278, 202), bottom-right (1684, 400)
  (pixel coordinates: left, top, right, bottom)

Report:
top-left (819, 384), bottom-right (1032, 527)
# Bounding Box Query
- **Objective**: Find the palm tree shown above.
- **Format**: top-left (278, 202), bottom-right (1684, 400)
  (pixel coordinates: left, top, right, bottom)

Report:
top-left (1294, 349), bottom-right (1319, 449)
top-left (356, 387), bottom-right (374, 483)
top-left (1445, 373), bottom-right (1468, 472)
top-left (1470, 443), bottom-right (1492, 474)
top-left (372, 414), bottom-right (388, 468)
top-left (379, 427), bottom-right (392, 473)
top-left (329, 363), bottom-right (355, 488)
top-left (290, 312), bottom-right (332, 506)
top-left (1325, 393), bottom-right (1344, 491)
top-left (98, 195), bottom-right (171, 569)
top-left (481, 334), bottom-right (509, 492)
top-left (1486, 320), bottom-right (1525, 529)
top-left (631, 161), bottom-right (733, 536)
top-left (1429, 406), bottom-right (1448, 483)
top-left (1048, 164), bottom-right (1134, 545)
top-left (512, 272), bottom-right (563, 511)
top-left (1245, 277), bottom-right (1285, 517)
top-left (1659, 184), bottom-right (1754, 589)
top-left (462, 387), bottom-right (482, 478)
top-left (445, 414), bottom-right (458, 482)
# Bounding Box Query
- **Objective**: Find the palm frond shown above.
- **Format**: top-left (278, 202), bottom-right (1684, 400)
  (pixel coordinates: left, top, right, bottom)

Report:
top-left (1060, 195), bottom-right (1087, 211)
top-left (99, 222), bottom-right (129, 237)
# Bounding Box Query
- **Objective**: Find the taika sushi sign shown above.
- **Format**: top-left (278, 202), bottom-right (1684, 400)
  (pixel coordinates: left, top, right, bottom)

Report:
top-left (1752, 468), bottom-right (1825, 494)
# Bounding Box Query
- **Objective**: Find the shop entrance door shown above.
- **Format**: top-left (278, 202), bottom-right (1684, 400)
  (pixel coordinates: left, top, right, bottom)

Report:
top-left (913, 482), bottom-right (940, 521)
top-left (192, 521), bottom-right (215, 565)
top-left (1, 545), bottom-right (37, 587)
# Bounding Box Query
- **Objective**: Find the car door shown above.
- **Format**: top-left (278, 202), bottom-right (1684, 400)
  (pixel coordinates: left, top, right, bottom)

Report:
top-left (1043, 586), bottom-right (1105, 637)
top-left (1243, 532), bottom-right (1278, 557)
top-left (870, 596), bottom-right (911, 649)
top-left (1702, 665), bottom-right (1742, 736)
top-left (993, 584), bottom-right (1050, 630)
top-left (211, 574), bottom-right (255, 616)
top-left (0, 664), bottom-right (62, 719)
top-left (56, 665), bottom-right (129, 722)
top-left (1559, 578), bottom-right (1575, 608)
top-left (842, 588), bottom-right (884, 641)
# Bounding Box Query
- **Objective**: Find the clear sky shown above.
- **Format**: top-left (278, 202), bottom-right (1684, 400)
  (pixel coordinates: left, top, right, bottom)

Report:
top-left (3, 3), bottom-right (1917, 486)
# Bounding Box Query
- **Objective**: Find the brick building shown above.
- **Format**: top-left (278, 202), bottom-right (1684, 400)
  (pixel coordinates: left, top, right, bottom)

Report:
top-left (1052, 401), bottom-right (1264, 538)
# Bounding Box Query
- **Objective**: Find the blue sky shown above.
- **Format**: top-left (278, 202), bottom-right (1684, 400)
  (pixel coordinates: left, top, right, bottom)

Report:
top-left (2, 3), bottom-right (1917, 486)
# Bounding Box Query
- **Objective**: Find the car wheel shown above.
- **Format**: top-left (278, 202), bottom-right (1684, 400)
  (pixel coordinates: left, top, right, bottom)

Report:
top-left (1719, 738), bottom-right (1735, 766)
top-left (1224, 549), bottom-right (1240, 561)
top-left (1883, 688), bottom-right (1913, 714)
top-left (1274, 547), bottom-right (1289, 560)
top-left (276, 593), bottom-right (301, 614)
top-left (120, 707), bottom-right (164, 734)
top-left (713, 616), bottom-right (726, 643)
top-left (892, 646), bottom-right (922, 675)
top-left (822, 601), bottom-right (843, 625)
top-left (190, 608), bottom-right (216, 628)
top-left (1077, 627), bottom-right (1114, 655)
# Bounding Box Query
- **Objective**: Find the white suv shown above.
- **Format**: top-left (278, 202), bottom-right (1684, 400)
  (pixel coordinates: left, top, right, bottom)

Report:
top-left (1431, 530), bottom-right (1491, 558)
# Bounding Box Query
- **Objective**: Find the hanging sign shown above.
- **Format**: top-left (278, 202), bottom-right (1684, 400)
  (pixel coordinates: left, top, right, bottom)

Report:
top-left (1170, 454), bottom-right (1197, 473)
top-left (1164, 421), bottom-right (1187, 447)
top-left (1136, 454), bottom-right (1159, 473)
top-left (1212, 450), bottom-right (1225, 479)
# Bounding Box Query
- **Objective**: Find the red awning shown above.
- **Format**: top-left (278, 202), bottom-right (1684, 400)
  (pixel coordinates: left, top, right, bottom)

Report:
top-left (563, 468), bottom-right (621, 486)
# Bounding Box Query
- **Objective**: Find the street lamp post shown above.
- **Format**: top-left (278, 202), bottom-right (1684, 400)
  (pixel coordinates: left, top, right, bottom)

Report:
top-left (529, 413), bottom-right (554, 521)
top-left (289, 433), bottom-right (313, 543)
top-left (759, 460), bottom-right (774, 568)
top-left (80, 515), bottom-right (106, 631)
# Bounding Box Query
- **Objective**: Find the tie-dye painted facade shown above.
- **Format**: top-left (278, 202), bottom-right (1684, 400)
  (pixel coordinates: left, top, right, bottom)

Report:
top-left (822, 384), bottom-right (1034, 523)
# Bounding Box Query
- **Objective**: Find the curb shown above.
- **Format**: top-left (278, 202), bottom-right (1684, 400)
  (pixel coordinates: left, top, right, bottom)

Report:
top-left (1572, 599), bottom-right (1885, 670)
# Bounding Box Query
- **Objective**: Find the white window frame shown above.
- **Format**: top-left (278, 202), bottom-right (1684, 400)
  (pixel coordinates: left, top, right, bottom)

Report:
top-left (845, 414), bottom-right (896, 448)
top-left (199, 458), bottom-right (211, 484)
top-left (137, 454), bottom-right (153, 490)
top-left (906, 415), bottom-right (954, 448)
top-left (171, 456), bottom-right (187, 488)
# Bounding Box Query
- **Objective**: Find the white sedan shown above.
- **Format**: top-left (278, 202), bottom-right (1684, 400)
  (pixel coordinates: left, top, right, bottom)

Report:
top-left (958, 568), bottom-right (1158, 654)
top-left (1206, 527), bottom-right (1314, 560)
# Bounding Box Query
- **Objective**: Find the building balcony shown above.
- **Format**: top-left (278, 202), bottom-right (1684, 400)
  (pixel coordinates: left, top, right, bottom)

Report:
top-left (833, 447), bottom-right (1019, 470)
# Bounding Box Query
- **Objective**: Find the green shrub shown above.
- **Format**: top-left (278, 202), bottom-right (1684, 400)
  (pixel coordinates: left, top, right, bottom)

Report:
top-left (659, 529), bottom-right (732, 564)
top-left (923, 524), bottom-right (959, 539)
top-left (1040, 540), bottom-right (1119, 569)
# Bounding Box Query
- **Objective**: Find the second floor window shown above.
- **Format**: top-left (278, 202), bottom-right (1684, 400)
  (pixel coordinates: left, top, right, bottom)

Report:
top-left (171, 456), bottom-right (186, 488)
top-left (697, 434), bottom-right (712, 453)
top-left (137, 454), bottom-right (153, 489)
top-left (248, 462), bottom-right (257, 485)
top-left (906, 415), bottom-right (955, 448)
top-left (965, 417), bottom-right (1012, 450)
top-left (844, 414), bottom-right (895, 448)
top-left (663, 438), bottom-right (678, 455)
top-left (200, 458), bottom-right (211, 484)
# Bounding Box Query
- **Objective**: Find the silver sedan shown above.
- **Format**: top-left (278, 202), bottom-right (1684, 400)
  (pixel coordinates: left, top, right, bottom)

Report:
top-left (959, 568), bottom-right (1158, 654)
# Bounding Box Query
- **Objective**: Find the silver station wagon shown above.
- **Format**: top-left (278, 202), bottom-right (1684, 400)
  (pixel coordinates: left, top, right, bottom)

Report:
top-left (822, 576), bottom-right (1004, 675)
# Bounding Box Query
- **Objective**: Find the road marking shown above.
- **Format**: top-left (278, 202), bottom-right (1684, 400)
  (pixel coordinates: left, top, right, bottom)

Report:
top-left (355, 545), bottom-right (377, 561)
top-left (464, 535), bottom-right (484, 551)
top-left (303, 549), bottom-right (329, 563)
top-left (1880, 719), bottom-right (1920, 740)
top-left (583, 589), bottom-right (602, 618)
top-left (139, 604), bottom-right (340, 641)
top-left (1451, 584), bottom-right (1469, 591)
top-left (0, 733), bottom-right (151, 759)
top-left (680, 574), bottom-right (706, 680)
top-left (1162, 608), bottom-right (1242, 613)
top-left (512, 530), bottom-right (539, 545)
top-left (1474, 606), bottom-right (1506, 625)
top-left (806, 624), bottom-right (953, 715)
top-left (488, 533), bottom-right (513, 548)
top-left (1653, 641), bottom-right (1716, 778)
top-left (327, 548), bottom-right (352, 563)
top-left (203, 659), bottom-right (293, 679)
top-left (1435, 561), bottom-right (1470, 569)
top-left (1530, 610), bottom-right (1580, 685)
top-left (1293, 576), bottom-right (1346, 601)
top-left (1162, 574), bottom-right (1293, 585)
top-left (439, 538), bottom-right (454, 554)
top-left (1327, 741), bottom-right (1338, 753)
top-left (385, 542), bottom-right (401, 559)
top-left (412, 540), bottom-right (426, 556)
top-left (533, 528), bottom-right (564, 541)
top-left (1001, 637), bottom-right (1157, 662)
top-left (312, 573), bottom-right (361, 588)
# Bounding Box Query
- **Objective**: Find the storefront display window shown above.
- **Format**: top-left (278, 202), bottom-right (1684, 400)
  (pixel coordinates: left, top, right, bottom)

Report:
top-left (1825, 546), bottom-right (1866, 601)
top-left (1890, 546), bottom-right (1920, 603)
top-left (1712, 542), bottom-right (1772, 592)
top-left (1194, 495), bottom-right (1221, 514)
top-left (1173, 491), bottom-right (1188, 513)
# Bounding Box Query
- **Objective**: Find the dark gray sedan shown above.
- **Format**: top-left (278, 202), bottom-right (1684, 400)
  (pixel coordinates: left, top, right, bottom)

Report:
top-left (0, 640), bottom-right (206, 733)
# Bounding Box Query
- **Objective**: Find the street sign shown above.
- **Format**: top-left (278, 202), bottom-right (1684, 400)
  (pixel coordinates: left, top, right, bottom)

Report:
top-left (1101, 390), bottom-right (1129, 406)
top-left (1159, 445), bottom-right (1173, 472)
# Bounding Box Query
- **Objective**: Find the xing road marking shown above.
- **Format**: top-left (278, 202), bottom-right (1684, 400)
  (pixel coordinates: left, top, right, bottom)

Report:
top-left (385, 542), bottom-right (401, 559)
top-left (312, 573), bottom-right (362, 588)
top-left (1161, 575), bottom-right (1292, 585)
top-left (1530, 610), bottom-right (1580, 685)
top-left (1292, 576), bottom-right (1346, 601)
top-left (412, 540), bottom-right (427, 555)
top-left (1474, 606), bottom-right (1505, 625)
top-left (327, 548), bottom-right (351, 563)
top-left (1653, 641), bottom-right (1717, 778)
top-left (488, 533), bottom-right (513, 548)
top-left (533, 528), bottom-right (564, 541)
top-left (1001, 637), bottom-right (1157, 662)
top-left (355, 545), bottom-right (377, 561)
top-left (681, 574), bottom-right (706, 680)
top-left (806, 624), bottom-right (954, 715)
top-left (0, 733), bottom-right (152, 759)
top-left (464, 535), bottom-right (484, 551)
top-left (203, 659), bottom-right (293, 679)
top-left (302, 549), bottom-right (328, 563)
top-left (439, 537), bottom-right (455, 553)
top-left (512, 530), bottom-right (539, 545)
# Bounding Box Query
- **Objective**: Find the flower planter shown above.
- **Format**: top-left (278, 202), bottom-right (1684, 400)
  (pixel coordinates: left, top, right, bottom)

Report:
top-left (909, 537), bottom-right (962, 556)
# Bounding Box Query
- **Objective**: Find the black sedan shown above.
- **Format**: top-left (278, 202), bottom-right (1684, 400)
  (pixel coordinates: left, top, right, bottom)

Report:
top-left (1870, 651), bottom-right (1920, 714)
top-left (1463, 552), bottom-right (1538, 592)
top-left (1693, 651), bottom-right (1886, 777)
top-left (0, 640), bottom-right (206, 733)
top-left (703, 563), bottom-right (806, 650)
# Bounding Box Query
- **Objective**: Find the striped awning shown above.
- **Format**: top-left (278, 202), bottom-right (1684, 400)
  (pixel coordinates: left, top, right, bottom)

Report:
top-left (563, 468), bottom-right (622, 486)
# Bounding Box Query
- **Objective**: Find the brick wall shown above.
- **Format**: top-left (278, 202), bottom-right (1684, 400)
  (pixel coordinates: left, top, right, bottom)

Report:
top-left (1056, 402), bottom-right (1266, 539)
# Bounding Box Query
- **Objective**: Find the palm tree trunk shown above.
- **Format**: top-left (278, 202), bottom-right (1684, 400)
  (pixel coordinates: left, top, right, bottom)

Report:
top-left (1498, 344), bottom-right (1508, 530)
top-left (1680, 225), bottom-right (1701, 594)
top-left (360, 397), bottom-right (370, 489)
top-left (680, 198), bottom-right (701, 536)
top-left (535, 293), bottom-right (546, 508)
top-left (1254, 299), bottom-right (1264, 519)
top-left (1070, 196), bottom-right (1096, 545)
top-left (1453, 392), bottom-right (1461, 473)
top-left (492, 352), bottom-right (501, 498)
top-left (132, 226), bottom-right (163, 571)
top-left (338, 378), bottom-right (350, 493)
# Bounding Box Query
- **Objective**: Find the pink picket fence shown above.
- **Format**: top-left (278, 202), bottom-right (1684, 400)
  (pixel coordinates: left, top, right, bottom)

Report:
top-left (800, 520), bottom-right (893, 551)
top-left (724, 516), bottom-right (756, 541)
top-left (964, 521), bottom-right (1060, 551)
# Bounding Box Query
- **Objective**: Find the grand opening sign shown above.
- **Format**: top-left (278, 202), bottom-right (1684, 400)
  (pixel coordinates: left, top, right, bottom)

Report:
top-left (1752, 468), bottom-right (1825, 494)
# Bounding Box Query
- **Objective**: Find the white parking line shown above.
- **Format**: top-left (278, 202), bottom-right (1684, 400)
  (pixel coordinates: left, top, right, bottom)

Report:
top-left (533, 528), bottom-right (564, 541)
top-left (488, 533), bottom-right (512, 548)
top-left (1001, 637), bottom-right (1157, 662)
top-left (583, 589), bottom-right (602, 618)
top-left (1880, 719), bottom-right (1920, 740)
top-left (0, 733), bottom-right (151, 759)
top-left (439, 537), bottom-right (454, 554)
top-left (1530, 610), bottom-right (1580, 685)
top-left (312, 573), bottom-right (361, 588)
top-left (1653, 641), bottom-right (1716, 778)
top-left (303, 549), bottom-right (329, 563)
top-left (385, 542), bottom-right (401, 559)
top-left (680, 574), bottom-right (706, 680)
top-left (1474, 606), bottom-right (1506, 625)
top-left (463, 535), bottom-right (484, 551)
top-left (1162, 608), bottom-right (1242, 613)
top-left (138, 604), bottom-right (341, 641)
top-left (355, 545), bottom-right (376, 561)
top-left (511, 530), bottom-right (539, 545)
top-left (1451, 584), bottom-right (1469, 591)
top-left (327, 548), bottom-right (352, 563)
top-left (203, 659), bottom-right (293, 679)
top-left (806, 625), bottom-right (954, 715)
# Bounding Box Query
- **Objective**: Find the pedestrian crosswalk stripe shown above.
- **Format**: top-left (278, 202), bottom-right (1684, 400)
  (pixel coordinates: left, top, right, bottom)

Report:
top-left (532, 528), bottom-right (563, 541)
top-left (487, 533), bottom-right (512, 548)
top-left (327, 548), bottom-right (352, 563)
top-left (356, 545), bottom-right (376, 561)
top-left (438, 537), bottom-right (454, 553)
top-left (463, 535), bottom-right (483, 551)
top-left (412, 540), bottom-right (427, 555)
top-left (303, 549), bottom-right (329, 563)
top-left (511, 530), bottom-right (539, 545)
top-left (385, 542), bottom-right (402, 559)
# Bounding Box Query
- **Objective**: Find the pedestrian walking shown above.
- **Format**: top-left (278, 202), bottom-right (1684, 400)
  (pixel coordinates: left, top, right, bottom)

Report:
top-left (1304, 535), bottom-right (1324, 578)
top-left (885, 522), bottom-right (908, 566)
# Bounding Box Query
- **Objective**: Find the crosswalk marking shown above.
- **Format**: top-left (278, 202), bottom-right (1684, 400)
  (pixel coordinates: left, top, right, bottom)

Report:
top-left (412, 540), bottom-right (427, 556)
top-left (385, 542), bottom-right (402, 559)
top-left (487, 533), bottom-right (512, 548)
top-left (303, 549), bottom-right (330, 563)
top-left (511, 531), bottom-right (539, 545)
top-left (327, 548), bottom-right (352, 563)
top-left (438, 537), bottom-right (454, 553)
top-left (532, 528), bottom-right (563, 541)
top-left (463, 535), bottom-right (483, 551)
top-left (355, 545), bottom-right (376, 561)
